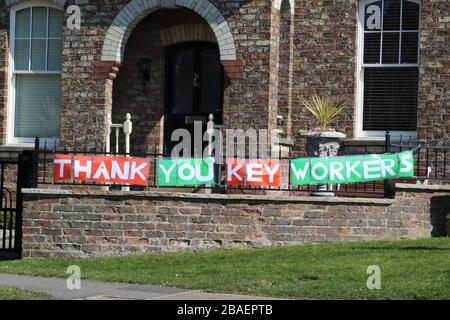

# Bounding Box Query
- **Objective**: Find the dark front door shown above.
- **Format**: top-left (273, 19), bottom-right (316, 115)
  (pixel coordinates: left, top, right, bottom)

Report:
top-left (164, 42), bottom-right (223, 157)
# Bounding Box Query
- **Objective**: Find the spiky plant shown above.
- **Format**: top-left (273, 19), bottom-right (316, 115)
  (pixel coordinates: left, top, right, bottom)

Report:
top-left (300, 95), bottom-right (349, 131)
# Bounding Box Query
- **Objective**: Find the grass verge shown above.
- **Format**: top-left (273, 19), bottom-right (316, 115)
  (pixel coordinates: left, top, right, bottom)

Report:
top-left (0, 286), bottom-right (54, 300)
top-left (0, 238), bottom-right (449, 299)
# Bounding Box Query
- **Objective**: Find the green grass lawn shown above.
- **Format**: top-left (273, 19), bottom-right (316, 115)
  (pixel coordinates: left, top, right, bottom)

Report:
top-left (0, 211), bottom-right (15, 229)
top-left (0, 286), bottom-right (54, 300)
top-left (0, 238), bottom-right (449, 299)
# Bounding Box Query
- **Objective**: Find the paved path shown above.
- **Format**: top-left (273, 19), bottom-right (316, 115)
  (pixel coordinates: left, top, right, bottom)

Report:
top-left (0, 274), bottom-right (278, 300)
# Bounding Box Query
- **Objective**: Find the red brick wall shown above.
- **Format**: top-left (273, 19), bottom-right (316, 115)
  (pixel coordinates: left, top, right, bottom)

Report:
top-left (291, 0), bottom-right (357, 151)
top-left (277, 2), bottom-right (294, 140)
top-left (417, 0), bottom-right (450, 140)
top-left (21, 185), bottom-right (449, 258)
top-left (0, 0), bottom-right (448, 150)
top-left (222, 0), bottom-right (273, 134)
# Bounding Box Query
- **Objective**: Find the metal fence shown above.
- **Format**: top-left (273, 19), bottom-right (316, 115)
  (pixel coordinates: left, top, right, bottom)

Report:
top-left (0, 150), bottom-right (34, 256)
top-left (387, 134), bottom-right (450, 183)
top-left (31, 132), bottom-right (450, 198)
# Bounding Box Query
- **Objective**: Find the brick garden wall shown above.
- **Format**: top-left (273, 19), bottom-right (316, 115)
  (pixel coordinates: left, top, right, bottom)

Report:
top-left (21, 184), bottom-right (450, 258)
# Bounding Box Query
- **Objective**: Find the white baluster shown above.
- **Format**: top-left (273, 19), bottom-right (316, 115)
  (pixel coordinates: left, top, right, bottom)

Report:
top-left (115, 127), bottom-right (120, 154)
top-left (122, 113), bottom-right (132, 191)
top-left (104, 113), bottom-right (112, 192)
top-left (123, 113), bottom-right (132, 156)
top-left (205, 113), bottom-right (215, 194)
top-left (106, 112), bottom-right (112, 154)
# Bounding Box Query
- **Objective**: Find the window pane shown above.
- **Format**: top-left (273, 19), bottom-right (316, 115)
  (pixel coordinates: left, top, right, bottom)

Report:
top-left (364, 1), bottom-right (382, 31)
top-left (48, 8), bottom-right (63, 38)
top-left (31, 39), bottom-right (46, 70)
top-left (363, 67), bottom-right (418, 131)
top-left (48, 39), bottom-right (62, 71)
top-left (32, 7), bottom-right (47, 38)
top-left (14, 39), bottom-right (30, 70)
top-left (402, 0), bottom-right (420, 30)
top-left (15, 8), bottom-right (30, 38)
top-left (401, 32), bottom-right (419, 63)
top-left (14, 74), bottom-right (61, 138)
top-left (364, 33), bottom-right (381, 63)
top-left (382, 32), bottom-right (400, 63)
top-left (383, 0), bottom-right (401, 31)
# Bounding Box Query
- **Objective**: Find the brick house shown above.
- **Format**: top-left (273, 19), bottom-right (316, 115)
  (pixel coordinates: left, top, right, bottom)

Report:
top-left (1, 0), bottom-right (449, 258)
top-left (0, 0), bottom-right (448, 154)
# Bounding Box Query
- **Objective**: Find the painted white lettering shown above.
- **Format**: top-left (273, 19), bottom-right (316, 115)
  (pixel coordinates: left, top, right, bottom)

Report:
top-left (130, 162), bottom-right (147, 180)
top-left (381, 159), bottom-right (396, 178)
top-left (111, 161), bottom-right (130, 180)
top-left (263, 163), bottom-right (280, 183)
top-left (93, 161), bottom-right (110, 180)
top-left (54, 159), bottom-right (71, 178)
top-left (195, 163), bottom-right (214, 182)
top-left (363, 160), bottom-right (382, 179)
top-left (311, 162), bottom-right (328, 181)
top-left (329, 162), bottom-right (345, 181)
top-left (178, 163), bottom-right (195, 181)
top-left (74, 160), bottom-right (92, 178)
top-left (399, 154), bottom-right (413, 173)
top-left (159, 163), bottom-right (176, 183)
top-left (227, 163), bottom-right (243, 181)
top-left (292, 161), bottom-right (310, 181)
top-left (246, 163), bottom-right (263, 182)
top-left (346, 160), bottom-right (362, 179)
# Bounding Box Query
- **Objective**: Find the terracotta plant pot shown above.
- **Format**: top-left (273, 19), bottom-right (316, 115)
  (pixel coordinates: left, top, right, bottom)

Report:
top-left (301, 131), bottom-right (346, 196)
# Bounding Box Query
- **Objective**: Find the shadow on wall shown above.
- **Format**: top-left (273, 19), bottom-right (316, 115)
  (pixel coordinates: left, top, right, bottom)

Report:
top-left (430, 195), bottom-right (450, 237)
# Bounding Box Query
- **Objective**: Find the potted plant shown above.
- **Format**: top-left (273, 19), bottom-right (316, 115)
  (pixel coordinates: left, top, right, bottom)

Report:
top-left (300, 95), bottom-right (349, 196)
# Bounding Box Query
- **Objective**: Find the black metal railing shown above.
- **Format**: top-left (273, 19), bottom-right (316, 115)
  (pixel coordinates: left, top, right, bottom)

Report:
top-left (387, 133), bottom-right (449, 183)
top-left (0, 150), bottom-right (33, 255)
top-left (31, 132), bottom-right (450, 198)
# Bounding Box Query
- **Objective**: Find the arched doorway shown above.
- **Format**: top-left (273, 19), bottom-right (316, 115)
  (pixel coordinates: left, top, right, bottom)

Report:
top-left (164, 42), bottom-right (223, 156)
top-left (111, 8), bottom-right (224, 156)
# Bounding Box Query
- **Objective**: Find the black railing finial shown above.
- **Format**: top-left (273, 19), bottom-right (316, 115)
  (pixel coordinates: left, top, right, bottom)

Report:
top-left (385, 130), bottom-right (391, 154)
top-left (32, 137), bottom-right (40, 188)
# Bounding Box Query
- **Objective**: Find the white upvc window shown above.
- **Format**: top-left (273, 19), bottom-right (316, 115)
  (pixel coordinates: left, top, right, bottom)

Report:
top-left (8, 2), bottom-right (63, 145)
top-left (356, 0), bottom-right (421, 140)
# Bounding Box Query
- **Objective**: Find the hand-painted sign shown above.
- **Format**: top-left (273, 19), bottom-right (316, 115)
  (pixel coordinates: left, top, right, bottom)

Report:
top-left (290, 151), bottom-right (414, 185)
top-left (157, 158), bottom-right (215, 186)
top-left (54, 152), bottom-right (414, 188)
top-left (226, 159), bottom-right (281, 187)
top-left (53, 155), bottom-right (150, 186)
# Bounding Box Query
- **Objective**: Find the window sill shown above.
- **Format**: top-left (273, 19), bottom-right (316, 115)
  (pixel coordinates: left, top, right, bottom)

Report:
top-left (345, 137), bottom-right (386, 144)
top-left (0, 144), bottom-right (35, 151)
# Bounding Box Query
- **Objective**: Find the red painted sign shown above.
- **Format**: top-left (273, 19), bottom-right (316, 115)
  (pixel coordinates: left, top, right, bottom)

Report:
top-left (53, 155), bottom-right (150, 186)
top-left (226, 159), bottom-right (281, 187)
top-left (53, 154), bottom-right (72, 181)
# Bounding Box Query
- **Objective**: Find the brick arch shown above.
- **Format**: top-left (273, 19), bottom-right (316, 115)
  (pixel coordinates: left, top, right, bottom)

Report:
top-left (159, 24), bottom-right (216, 46)
top-left (6, 0), bottom-right (66, 7)
top-left (101, 0), bottom-right (236, 63)
top-left (272, 0), bottom-right (295, 14)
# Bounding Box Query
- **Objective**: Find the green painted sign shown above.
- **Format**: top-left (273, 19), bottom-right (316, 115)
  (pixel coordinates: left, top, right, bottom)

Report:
top-left (291, 151), bottom-right (414, 185)
top-left (157, 158), bottom-right (215, 186)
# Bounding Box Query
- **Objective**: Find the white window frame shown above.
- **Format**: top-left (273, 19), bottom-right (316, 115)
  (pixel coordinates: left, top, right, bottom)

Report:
top-left (7, 1), bottom-right (63, 146)
top-left (355, 0), bottom-right (421, 140)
